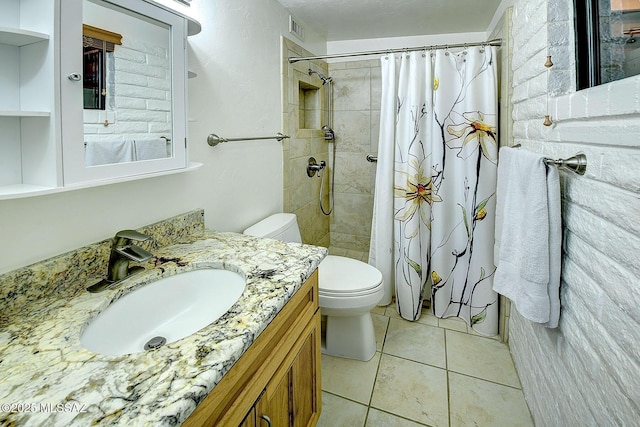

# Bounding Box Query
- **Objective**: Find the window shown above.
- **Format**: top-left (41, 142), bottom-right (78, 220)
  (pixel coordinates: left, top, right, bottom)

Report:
top-left (574, 0), bottom-right (640, 89)
top-left (82, 25), bottom-right (122, 109)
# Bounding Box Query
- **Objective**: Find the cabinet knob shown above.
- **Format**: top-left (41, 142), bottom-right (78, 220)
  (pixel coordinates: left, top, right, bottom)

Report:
top-left (67, 73), bottom-right (82, 81)
top-left (260, 414), bottom-right (272, 427)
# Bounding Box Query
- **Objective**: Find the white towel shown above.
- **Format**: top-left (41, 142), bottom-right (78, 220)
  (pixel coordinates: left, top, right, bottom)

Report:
top-left (134, 138), bottom-right (168, 161)
top-left (493, 147), bottom-right (562, 327)
top-left (85, 139), bottom-right (135, 166)
top-left (545, 163), bottom-right (562, 328)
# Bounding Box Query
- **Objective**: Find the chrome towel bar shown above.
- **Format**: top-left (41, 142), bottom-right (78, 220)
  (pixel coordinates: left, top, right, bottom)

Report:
top-left (207, 132), bottom-right (290, 147)
top-left (512, 144), bottom-right (587, 175)
top-left (369, 148), bottom-right (587, 175)
top-left (543, 153), bottom-right (587, 175)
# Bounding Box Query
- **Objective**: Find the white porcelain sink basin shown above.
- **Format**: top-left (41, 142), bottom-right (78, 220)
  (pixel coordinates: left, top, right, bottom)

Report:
top-left (81, 269), bottom-right (246, 355)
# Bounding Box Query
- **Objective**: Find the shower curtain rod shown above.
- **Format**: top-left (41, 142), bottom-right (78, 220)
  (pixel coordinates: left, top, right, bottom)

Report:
top-left (288, 38), bottom-right (502, 63)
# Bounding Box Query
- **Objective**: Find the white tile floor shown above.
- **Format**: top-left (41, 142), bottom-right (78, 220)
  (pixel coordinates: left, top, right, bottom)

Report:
top-left (319, 247), bottom-right (534, 427)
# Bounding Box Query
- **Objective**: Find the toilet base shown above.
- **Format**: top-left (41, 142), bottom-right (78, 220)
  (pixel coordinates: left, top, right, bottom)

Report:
top-left (322, 312), bottom-right (376, 361)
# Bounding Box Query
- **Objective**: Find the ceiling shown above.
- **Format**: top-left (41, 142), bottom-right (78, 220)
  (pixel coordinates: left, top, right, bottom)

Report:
top-left (277, 0), bottom-right (503, 42)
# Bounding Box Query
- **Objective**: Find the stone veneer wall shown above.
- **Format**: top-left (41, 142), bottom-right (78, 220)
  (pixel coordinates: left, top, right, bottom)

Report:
top-left (508, 0), bottom-right (640, 425)
top-left (327, 60), bottom-right (381, 253)
top-left (281, 37), bottom-right (330, 247)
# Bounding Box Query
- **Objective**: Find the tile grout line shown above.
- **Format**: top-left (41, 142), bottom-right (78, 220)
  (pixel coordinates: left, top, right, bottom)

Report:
top-left (368, 316), bottom-right (391, 406)
top-left (378, 351), bottom-right (447, 372)
top-left (445, 329), bottom-right (451, 427)
top-left (362, 314), bottom-right (389, 426)
top-left (446, 369), bottom-right (524, 391)
top-left (368, 407), bottom-right (434, 427)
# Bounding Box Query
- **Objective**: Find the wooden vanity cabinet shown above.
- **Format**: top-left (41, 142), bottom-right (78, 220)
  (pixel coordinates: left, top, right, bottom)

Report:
top-left (239, 410), bottom-right (256, 427)
top-left (183, 270), bottom-right (321, 427)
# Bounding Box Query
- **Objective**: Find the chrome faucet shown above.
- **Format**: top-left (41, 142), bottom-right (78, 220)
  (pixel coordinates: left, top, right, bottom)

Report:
top-left (87, 230), bottom-right (154, 293)
top-left (107, 230), bottom-right (153, 281)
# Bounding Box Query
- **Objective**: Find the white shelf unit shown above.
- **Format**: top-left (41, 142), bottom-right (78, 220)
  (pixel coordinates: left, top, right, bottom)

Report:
top-left (0, 27), bottom-right (49, 46)
top-left (0, 0), bottom-right (59, 197)
top-left (0, 110), bottom-right (50, 117)
top-left (0, 162), bottom-right (204, 201)
top-left (0, 0), bottom-right (201, 200)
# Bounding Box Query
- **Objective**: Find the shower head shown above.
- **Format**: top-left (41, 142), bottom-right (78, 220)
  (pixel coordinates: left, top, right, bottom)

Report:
top-left (321, 125), bottom-right (334, 141)
top-left (308, 69), bottom-right (333, 85)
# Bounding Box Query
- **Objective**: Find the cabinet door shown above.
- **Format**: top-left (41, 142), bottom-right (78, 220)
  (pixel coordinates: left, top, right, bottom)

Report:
top-left (239, 407), bottom-right (256, 427)
top-left (256, 312), bottom-right (321, 427)
top-left (292, 320), bottom-right (320, 427)
top-left (257, 368), bottom-right (292, 427)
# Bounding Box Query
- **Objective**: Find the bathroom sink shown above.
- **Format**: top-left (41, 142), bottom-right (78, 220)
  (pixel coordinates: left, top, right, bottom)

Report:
top-left (81, 269), bottom-right (246, 355)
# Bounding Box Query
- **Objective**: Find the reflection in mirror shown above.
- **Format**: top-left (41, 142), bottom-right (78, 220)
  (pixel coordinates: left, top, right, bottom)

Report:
top-left (83, 0), bottom-right (173, 167)
top-left (83, 25), bottom-right (122, 110)
top-left (575, 0), bottom-right (640, 89)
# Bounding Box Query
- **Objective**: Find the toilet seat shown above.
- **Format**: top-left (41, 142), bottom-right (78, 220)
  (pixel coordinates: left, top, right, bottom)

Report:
top-left (320, 287), bottom-right (381, 297)
top-left (318, 255), bottom-right (383, 296)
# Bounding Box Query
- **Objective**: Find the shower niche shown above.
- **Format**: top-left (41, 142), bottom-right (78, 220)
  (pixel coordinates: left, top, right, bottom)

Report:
top-left (298, 82), bottom-right (321, 130)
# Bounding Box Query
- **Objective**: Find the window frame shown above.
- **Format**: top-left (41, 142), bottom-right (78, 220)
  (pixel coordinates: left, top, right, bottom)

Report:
top-left (574, 0), bottom-right (601, 90)
top-left (81, 25), bottom-right (122, 110)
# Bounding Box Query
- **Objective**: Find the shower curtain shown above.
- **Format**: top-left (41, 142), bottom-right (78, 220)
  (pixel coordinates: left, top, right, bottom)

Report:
top-left (369, 47), bottom-right (499, 335)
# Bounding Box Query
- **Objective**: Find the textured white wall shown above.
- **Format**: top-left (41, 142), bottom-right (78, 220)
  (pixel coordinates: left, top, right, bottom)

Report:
top-left (0, 0), bottom-right (325, 274)
top-left (185, 0), bottom-right (325, 233)
top-left (509, 0), bottom-right (640, 425)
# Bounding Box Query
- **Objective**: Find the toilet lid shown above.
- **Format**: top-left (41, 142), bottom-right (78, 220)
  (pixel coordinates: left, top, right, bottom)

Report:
top-left (318, 255), bottom-right (383, 294)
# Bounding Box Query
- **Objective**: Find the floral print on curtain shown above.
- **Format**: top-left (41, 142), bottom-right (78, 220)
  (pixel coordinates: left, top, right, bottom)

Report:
top-left (390, 47), bottom-right (499, 335)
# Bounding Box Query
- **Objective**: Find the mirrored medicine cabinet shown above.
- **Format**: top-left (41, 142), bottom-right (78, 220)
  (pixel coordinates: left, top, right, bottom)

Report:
top-left (0, 0), bottom-right (201, 200)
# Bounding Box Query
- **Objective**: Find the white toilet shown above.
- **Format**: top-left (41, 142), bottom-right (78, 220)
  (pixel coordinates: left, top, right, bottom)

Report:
top-left (244, 213), bottom-right (384, 361)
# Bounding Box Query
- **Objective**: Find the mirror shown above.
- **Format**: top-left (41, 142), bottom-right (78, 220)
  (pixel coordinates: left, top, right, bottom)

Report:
top-left (574, 0), bottom-right (640, 89)
top-left (82, 0), bottom-right (173, 167)
top-left (61, 0), bottom-right (187, 186)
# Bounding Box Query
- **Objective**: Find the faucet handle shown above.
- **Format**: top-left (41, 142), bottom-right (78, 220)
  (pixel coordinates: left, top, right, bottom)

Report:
top-left (114, 229), bottom-right (150, 242)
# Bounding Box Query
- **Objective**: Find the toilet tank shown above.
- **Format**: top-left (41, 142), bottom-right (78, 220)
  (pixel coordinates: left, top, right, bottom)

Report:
top-left (243, 213), bottom-right (302, 244)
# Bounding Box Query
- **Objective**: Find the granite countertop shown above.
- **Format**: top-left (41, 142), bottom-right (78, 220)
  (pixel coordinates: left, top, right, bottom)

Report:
top-left (0, 230), bottom-right (326, 426)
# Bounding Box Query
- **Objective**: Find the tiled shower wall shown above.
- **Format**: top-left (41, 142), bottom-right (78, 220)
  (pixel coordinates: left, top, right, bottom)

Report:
top-left (327, 60), bottom-right (381, 253)
top-left (281, 37), bottom-right (330, 247)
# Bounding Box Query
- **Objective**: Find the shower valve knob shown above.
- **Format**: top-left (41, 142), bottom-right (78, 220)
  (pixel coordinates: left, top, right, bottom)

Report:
top-left (307, 157), bottom-right (326, 177)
